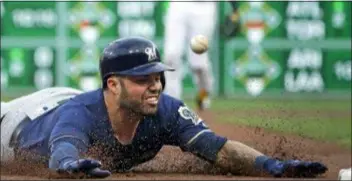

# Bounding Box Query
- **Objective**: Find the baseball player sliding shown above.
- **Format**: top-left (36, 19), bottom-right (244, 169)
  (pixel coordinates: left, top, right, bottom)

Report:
top-left (1, 37), bottom-right (327, 178)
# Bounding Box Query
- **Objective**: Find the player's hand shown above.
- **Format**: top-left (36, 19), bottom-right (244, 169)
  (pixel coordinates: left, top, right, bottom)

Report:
top-left (265, 159), bottom-right (328, 178)
top-left (57, 159), bottom-right (111, 178)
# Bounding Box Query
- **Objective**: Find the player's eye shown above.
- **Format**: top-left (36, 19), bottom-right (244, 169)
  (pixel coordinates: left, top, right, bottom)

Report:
top-left (131, 74), bottom-right (160, 85)
top-left (154, 76), bottom-right (161, 83)
top-left (134, 78), bottom-right (149, 84)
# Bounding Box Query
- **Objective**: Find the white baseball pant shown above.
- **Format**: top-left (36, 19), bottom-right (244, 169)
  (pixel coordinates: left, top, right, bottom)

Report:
top-left (1, 87), bottom-right (82, 162)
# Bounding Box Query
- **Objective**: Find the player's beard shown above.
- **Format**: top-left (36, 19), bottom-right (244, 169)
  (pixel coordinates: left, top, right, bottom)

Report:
top-left (118, 80), bottom-right (160, 116)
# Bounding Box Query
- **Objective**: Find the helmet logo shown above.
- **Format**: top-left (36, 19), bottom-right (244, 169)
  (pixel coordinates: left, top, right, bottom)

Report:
top-left (145, 46), bottom-right (158, 62)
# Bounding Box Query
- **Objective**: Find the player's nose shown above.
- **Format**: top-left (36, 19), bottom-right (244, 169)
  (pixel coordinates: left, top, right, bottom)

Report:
top-left (148, 79), bottom-right (162, 93)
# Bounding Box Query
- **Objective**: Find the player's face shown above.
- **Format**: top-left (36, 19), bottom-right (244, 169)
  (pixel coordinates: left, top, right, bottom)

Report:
top-left (118, 73), bottom-right (162, 115)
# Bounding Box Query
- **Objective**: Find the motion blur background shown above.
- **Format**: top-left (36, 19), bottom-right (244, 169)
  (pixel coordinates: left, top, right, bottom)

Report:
top-left (0, 1), bottom-right (351, 99)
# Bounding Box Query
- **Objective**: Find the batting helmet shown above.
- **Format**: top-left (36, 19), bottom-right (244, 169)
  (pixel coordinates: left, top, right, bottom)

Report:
top-left (100, 37), bottom-right (174, 89)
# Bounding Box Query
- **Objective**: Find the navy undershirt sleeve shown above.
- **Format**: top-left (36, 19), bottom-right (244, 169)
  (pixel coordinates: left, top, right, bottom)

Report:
top-left (48, 106), bottom-right (92, 169)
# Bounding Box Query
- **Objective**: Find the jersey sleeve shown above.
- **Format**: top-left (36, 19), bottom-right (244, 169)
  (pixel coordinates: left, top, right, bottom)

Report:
top-left (48, 104), bottom-right (93, 169)
top-left (163, 101), bottom-right (228, 163)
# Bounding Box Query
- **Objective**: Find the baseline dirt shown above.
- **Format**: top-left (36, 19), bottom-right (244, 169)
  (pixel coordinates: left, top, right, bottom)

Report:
top-left (1, 109), bottom-right (350, 180)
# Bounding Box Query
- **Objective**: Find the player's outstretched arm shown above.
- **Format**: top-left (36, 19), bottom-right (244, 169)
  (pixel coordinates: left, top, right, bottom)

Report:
top-left (168, 103), bottom-right (327, 178)
top-left (214, 140), bottom-right (265, 176)
top-left (214, 140), bottom-right (328, 177)
top-left (48, 106), bottom-right (111, 178)
top-left (49, 141), bottom-right (110, 178)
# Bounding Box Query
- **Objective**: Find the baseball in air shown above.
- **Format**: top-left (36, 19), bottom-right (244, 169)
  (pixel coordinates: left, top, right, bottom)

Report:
top-left (190, 35), bottom-right (209, 54)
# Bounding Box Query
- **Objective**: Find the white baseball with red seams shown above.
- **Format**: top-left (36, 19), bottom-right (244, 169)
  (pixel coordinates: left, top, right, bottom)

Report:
top-left (190, 34), bottom-right (209, 54)
top-left (338, 167), bottom-right (351, 180)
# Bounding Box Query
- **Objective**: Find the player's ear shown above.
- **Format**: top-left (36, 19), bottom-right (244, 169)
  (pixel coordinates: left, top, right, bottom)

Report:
top-left (106, 76), bottom-right (121, 95)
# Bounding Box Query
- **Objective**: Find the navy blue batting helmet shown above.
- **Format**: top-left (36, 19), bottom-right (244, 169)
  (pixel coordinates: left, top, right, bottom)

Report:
top-left (100, 37), bottom-right (174, 88)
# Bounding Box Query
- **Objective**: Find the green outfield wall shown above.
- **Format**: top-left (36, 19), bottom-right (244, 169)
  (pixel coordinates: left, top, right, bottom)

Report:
top-left (1, 2), bottom-right (351, 98)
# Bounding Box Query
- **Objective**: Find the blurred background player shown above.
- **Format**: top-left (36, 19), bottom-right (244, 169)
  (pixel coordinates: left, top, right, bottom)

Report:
top-left (163, 1), bottom-right (239, 110)
top-left (222, 1), bottom-right (241, 38)
top-left (163, 1), bottom-right (217, 110)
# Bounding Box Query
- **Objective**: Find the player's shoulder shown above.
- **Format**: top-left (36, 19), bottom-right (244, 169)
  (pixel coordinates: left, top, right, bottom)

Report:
top-left (153, 93), bottom-right (183, 126)
top-left (70, 88), bottom-right (103, 106)
top-left (156, 93), bottom-right (193, 121)
top-left (156, 93), bottom-right (204, 129)
top-left (158, 93), bottom-right (184, 112)
top-left (55, 88), bottom-right (105, 118)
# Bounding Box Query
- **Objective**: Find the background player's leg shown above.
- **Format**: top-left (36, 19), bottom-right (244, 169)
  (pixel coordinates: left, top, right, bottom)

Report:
top-left (163, 4), bottom-right (187, 100)
top-left (187, 3), bottom-right (216, 109)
